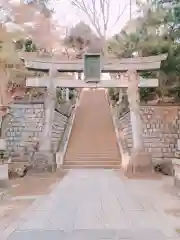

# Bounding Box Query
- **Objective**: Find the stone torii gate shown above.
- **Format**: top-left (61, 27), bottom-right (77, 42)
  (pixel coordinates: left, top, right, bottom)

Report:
top-left (23, 53), bottom-right (167, 173)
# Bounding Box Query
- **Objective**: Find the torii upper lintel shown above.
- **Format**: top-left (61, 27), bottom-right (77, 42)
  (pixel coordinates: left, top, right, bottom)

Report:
top-left (21, 53), bottom-right (167, 73)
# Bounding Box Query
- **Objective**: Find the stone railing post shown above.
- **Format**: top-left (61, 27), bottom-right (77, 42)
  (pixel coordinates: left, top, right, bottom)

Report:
top-left (65, 88), bottom-right (69, 101)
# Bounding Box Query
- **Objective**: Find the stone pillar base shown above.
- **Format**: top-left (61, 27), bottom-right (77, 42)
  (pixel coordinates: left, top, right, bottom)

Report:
top-left (172, 158), bottom-right (180, 189)
top-left (28, 152), bottom-right (57, 174)
top-left (125, 150), bottom-right (153, 177)
top-left (174, 176), bottom-right (180, 189)
top-left (0, 179), bottom-right (9, 188)
top-left (0, 164), bottom-right (9, 188)
top-left (46, 162), bottom-right (57, 173)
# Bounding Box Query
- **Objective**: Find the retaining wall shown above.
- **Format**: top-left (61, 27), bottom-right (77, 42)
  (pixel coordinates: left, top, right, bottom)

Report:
top-left (117, 105), bottom-right (180, 162)
top-left (1, 101), bottom-right (72, 154)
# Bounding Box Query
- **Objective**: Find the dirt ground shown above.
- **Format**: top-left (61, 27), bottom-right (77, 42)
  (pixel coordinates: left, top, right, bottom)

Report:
top-left (0, 169), bottom-right (67, 231)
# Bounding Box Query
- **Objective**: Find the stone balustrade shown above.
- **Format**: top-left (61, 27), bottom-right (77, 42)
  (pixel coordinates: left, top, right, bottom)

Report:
top-left (52, 111), bottom-right (68, 152)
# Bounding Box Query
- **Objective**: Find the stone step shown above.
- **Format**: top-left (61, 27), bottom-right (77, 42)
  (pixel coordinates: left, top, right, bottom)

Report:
top-left (65, 150), bottom-right (120, 154)
top-left (63, 160), bottom-right (121, 166)
top-left (64, 90), bottom-right (121, 168)
top-left (65, 153), bottom-right (120, 158)
top-left (66, 148), bottom-right (119, 153)
top-left (6, 229), bottom-right (167, 239)
top-left (67, 142), bottom-right (118, 146)
top-left (63, 164), bottom-right (121, 169)
top-left (64, 158), bottom-right (121, 161)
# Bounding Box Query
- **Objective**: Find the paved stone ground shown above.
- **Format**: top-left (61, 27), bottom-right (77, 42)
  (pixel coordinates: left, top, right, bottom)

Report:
top-left (1, 170), bottom-right (180, 239)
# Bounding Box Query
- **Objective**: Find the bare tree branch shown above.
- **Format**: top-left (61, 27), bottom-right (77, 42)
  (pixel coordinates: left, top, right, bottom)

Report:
top-left (105, 0), bottom-right (110, 30)
top-left (99, 0), bottom-right (106, 36)
top-left (111, 4), bottom-right (128, 29)
top-left (72, 0), bottom-right (103, 37)
top-left (71, 0), bottom-right (126, 41)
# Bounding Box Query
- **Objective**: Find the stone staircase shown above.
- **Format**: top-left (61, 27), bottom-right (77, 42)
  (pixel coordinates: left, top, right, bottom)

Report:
top-left (63, 89), bottom-right (121, 169)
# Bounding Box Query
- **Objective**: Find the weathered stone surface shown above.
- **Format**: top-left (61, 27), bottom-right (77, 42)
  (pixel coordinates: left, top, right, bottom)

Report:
top-left (117, 105), bottom-right (180, 162)
top-left (27, 152), bottom-right (57, 174)
top-left (2, 103), bottom-right (44, 153)
top-left (126, 150), bottom-right (153, 175)
top-left (8, 161), bottom-right (29, 178)
top-left (52, 111), bottom-right (68, 152)
top-left (4, 169), bottom-right (179, 239)
top-left (172, 158), bottom-right (180, 188)
top-left (0, 164), bottom-right (9, 188)
top-left (154, 161), bottom-right (174, 176)
top-left (2, 102), bottom-right (70, 155)
top-left (7, 229), bottom-right (166, 240)
top-left (55, 101), bottom-right (74, 117)
top-left (174, 175), bottom-right (180, 189)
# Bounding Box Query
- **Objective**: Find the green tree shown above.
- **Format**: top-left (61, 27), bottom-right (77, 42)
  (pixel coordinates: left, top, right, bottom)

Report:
top-left (15, 38), bottom-right (37, 52)
top-left (108, 0), bottom-right (180, 102)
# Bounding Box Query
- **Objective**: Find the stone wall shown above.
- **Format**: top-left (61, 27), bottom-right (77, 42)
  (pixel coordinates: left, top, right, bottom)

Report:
top-left (3, 102), bottom-right (44, 153)
top-left (2, 101), bottom-right (71, 154)
top-left (117, 105), bottom-right (180, 163)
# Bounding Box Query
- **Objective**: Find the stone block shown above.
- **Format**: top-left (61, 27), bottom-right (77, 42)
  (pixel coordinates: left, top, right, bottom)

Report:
top-left (0, 164), bottom-right (9, 188)
top-left (177, 139), bottom-right (180, 151)
top-left (126, 150), bottom-right (153, 174)
top-left (30, 152), bottom-right (57, 174)
top-left (0, 138), bottom-right (6, 151)
top-left (172, 158), bottom-right (180, 189)
top-left (5, 103), bottom-right (44, 153)
top-left (154, 159), bottom-right (174, 176)
top-left (163, 152), bottom-right (174, 158)
top-left (56, 152), bottom-right (63, 166)
top-left (175, 151), bottom-right (180, 158)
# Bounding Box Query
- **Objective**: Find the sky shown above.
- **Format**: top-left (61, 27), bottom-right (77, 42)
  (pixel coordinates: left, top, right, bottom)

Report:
top-left (4, 0), bottom-right (138, 37)
top-left (50, 0), bottom-right (138, 37)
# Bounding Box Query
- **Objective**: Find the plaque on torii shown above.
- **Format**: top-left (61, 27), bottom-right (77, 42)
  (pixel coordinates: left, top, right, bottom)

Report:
top-left (22, 53), bottom-right (166, 72)
top-left (84, 53), bottom-right (101, 83)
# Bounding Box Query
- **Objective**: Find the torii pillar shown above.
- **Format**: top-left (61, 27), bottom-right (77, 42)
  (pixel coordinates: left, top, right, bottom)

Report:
top-left (38, 66), bottom-right (57, 172)
top-left (127, 70), bottom-right (152, 174)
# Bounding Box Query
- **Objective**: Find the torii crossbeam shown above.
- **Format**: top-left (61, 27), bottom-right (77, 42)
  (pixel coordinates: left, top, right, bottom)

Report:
top-left (26, 77), bottom-right (159, 88)
top-left (21, 54), bottom-right (167, 72)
